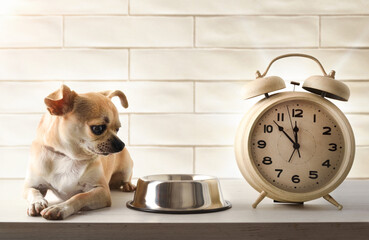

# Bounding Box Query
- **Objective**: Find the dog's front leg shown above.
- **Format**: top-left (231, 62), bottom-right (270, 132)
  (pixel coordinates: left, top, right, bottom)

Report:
top-left (24, 187), bottom-right (48, 216)
top-left (40, 186), bottom-right (111, 220)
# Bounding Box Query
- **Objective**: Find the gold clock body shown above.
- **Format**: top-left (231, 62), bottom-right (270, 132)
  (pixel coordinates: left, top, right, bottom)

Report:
top-left (235, 91), bottom-right (355, 203)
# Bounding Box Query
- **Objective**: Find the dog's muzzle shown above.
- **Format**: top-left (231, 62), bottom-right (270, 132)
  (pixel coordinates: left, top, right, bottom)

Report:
top-left (94, 137), bottom-right (125, 155)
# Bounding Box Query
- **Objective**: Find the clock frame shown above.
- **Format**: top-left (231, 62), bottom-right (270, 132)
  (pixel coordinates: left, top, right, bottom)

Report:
top-left (235, 53), bottom-right (355, 210)
top-left (235, 91), bottom-right (355, 208)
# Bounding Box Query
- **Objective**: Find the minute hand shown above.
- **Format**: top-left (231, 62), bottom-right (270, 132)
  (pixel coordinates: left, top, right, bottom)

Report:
top-left (273, 120), bottom-right (296, 145)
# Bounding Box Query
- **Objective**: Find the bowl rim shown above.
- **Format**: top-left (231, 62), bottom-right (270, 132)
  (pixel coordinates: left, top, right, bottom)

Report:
top-left (139, 174), bottom-right (219, 183)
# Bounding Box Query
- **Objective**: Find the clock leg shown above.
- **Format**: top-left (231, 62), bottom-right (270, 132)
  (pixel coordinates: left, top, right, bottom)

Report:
top-left (252, 191), bottom-right (267, 208)
top-left (323, 194), bottom-right (343, 210)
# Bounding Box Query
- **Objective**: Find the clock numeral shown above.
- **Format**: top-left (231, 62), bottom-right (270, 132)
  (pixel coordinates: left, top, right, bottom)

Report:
top-left (263, 125), bottom-right (273, 133)
top-left (313, 114), bottom-right (316, 123)
top-left (309, 171), bottom-right (318, 179)
top-left (322, 126), bottom-right (331, 135)
top-left (292, 109), bottom-right (303, 118)
top-left (328, 143), bottom-right (337, 151)
top-left (262, 156), bottom-right (272, 165)
top-left (257, 140), bottom-right (266, 149)
top-left (277, 113), bottom-right (284, 122)
top-left (291, 175), bottom-right (300, 184)
top-left (322, 160), bottom-right (331, 168)
top-left (275, 169), bottom-right (283, 178)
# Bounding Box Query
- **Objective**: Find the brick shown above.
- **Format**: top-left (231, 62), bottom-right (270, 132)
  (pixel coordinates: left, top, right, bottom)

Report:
top-left (0, 114), bottom-right (128, 147)
top-left (131, 49), bottom-right (369, 81)
top-left (0, 147), bottom-right (29, 178)
top-left (195, 81), bottom-right (369, 113)
top-left (0, 115), bottom-right (42, 146)
top-left (334, 82), bottom-right (369, 113)
top-left (129, 147), bottom-right (193, 177)
top-left (118, 115), bottom-right (129, 144)
top-left (195, 147), bottom-right (242, 178)
top-left (65, 16), bottom-right (192, 47)
top-left (0, 16), bottom-right (62, 47)
top-left (130, 114), bottom-right (243, 145)
top-left (348, 147), bottom-right (369, 178)
top-left (0, 50), bottom-right (128, 80)
top-left (65, 81), bottom-right (193, 113)
top-left (195, 82), bottom-right (257, 113)
top-left (130, 0), bottom-right (369, 15)
top-left (0, 0), bottom-right (128, 15)
top-left (0, 81), bottom-right (193, 116)
top-left (196, 16), bottom-right (318, 48)
top-left (346, 114), bottom-right (369, 146)
top-left (322, 17), bottom-right (369, 47)
top-left (0, 82), bottom-right (62, 113)
top-left (195, 81), bottom-right (369, 114)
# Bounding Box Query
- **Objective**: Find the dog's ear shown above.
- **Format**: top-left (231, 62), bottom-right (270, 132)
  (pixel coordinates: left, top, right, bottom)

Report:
top-left (99, 90), bottom-right (128, 108)
top-left (44, 85), bottom-right (77, 116)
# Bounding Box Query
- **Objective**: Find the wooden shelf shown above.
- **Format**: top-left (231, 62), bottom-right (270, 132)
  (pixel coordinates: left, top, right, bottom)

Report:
top-left (1, 179), bottom-right (368, 239)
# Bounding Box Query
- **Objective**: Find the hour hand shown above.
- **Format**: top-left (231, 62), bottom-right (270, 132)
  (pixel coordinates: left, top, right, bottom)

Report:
top-left (293, 121), bottom-right (301, 158)
top-left (273, 120), bottom-right (296, 145)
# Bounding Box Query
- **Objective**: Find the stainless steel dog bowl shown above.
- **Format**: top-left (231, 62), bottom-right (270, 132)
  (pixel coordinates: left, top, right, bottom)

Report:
top-left (126, 174), bottom-right (231, 214)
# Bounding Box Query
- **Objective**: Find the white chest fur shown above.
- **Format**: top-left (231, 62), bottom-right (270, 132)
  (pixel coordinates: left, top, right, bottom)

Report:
top-left (42, 152), bottom-right (91, 200)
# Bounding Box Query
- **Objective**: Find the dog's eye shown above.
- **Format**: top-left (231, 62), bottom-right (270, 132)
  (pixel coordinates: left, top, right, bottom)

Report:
top-left (90, 125), bottom-right (107, 135)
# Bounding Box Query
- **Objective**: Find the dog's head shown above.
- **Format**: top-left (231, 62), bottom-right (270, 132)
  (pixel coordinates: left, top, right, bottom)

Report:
top-left (44, 85), bottom-right (128, 156)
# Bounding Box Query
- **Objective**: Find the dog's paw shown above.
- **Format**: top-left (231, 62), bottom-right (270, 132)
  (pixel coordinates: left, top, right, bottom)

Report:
top-left (40, 204), bottom-right (73, 220)
top-left (27, 199), bottom-right (48, 216)
top-left (120, 182), bottom-right (136, 192)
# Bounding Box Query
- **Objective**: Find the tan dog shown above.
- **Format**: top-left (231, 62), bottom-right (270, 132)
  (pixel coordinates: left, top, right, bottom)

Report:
top-left (23, 85), bottom-right (135, 220)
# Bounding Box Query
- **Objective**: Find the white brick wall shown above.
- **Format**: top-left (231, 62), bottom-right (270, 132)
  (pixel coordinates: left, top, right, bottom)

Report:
top-left (0, 0), bottom-right (368, 179)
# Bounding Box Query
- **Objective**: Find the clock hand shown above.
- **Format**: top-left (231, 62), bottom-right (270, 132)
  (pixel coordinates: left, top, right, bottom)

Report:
top-left (273, 120), bottom-right (297, 146)
top-left (286, 106), bottom-right (294, 130)
top-left (294, 121), bottom-right (301, 158)
top-left (286, 106), bottom-right (301, 157)
top-left (288, 148), bottom-right (296, 162)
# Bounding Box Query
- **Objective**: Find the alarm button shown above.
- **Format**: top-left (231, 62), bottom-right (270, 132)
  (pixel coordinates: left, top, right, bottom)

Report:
top-left (302, 75), bottom-right (350, 101)
top-left (244, 76), bottom-right (286, 100)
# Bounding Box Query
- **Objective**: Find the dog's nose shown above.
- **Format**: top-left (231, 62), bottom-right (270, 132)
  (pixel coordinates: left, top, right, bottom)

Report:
top-left (112, 137), bottom-right (125, 152)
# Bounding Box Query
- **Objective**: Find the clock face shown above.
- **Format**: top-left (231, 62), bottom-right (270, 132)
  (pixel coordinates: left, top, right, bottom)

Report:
top-left (250, 99), bottom-right (345, 193)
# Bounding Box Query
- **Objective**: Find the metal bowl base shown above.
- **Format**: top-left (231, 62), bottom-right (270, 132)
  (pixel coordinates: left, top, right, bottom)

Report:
top-left (126, 200), bottom-right (232, 214)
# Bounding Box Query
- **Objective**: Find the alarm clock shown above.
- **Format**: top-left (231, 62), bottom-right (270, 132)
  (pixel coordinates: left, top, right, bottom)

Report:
top-left (235, 53), bottom-right (355, 210)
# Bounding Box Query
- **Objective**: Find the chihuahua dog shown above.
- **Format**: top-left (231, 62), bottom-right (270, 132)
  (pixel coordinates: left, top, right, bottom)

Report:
top-left (23, 85), bottom-right (135, 220)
